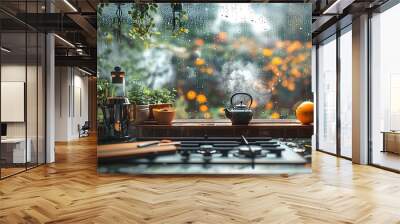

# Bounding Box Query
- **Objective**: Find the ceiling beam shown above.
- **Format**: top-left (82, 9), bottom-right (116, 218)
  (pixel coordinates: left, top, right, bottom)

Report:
top-left (55, 55), bottom-right (96, 71)
top-left (67, 13), bottom-right (97, 46)
top-left (323, 0), bottom-right (356, 14)
top-left (312, 15), bottom-right (335, 33)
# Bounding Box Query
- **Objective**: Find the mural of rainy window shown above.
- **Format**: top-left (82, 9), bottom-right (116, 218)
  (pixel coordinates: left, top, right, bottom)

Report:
top-left (97, 3), bottom-right (312, 120)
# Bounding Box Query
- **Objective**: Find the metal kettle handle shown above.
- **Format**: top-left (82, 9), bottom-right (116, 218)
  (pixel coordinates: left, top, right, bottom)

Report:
top-left (230, 92), bottom-right (253, 108)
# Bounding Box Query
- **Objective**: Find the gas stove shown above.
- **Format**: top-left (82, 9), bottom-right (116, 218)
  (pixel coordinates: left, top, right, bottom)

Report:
top-left (98, 136), bottom-right (311, 175)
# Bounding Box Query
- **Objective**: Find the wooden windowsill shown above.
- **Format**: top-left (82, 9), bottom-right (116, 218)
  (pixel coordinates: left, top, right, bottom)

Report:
top-left (129, 119), bottom-right (313, 138)
top-left (135, 119), bottom-right (313, 127)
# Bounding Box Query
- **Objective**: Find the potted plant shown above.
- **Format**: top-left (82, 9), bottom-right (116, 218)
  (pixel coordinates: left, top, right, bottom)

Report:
top-left (97, 79), bottom-right (115, 122)
top-left (97, 78), bottom-right (117, 136)
top-left (148, 88), bottom-right (177, 120)
top-left (153, 107), bottom-right (176, 125)
top-left (127, 83), bottom-right (151, 124)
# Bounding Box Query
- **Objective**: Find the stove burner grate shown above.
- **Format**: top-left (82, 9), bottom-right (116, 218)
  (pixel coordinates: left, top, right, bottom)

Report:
top-left (176, 135), bottom-right (286, 162)
top-left (233, 145), bottom-right (267, 158)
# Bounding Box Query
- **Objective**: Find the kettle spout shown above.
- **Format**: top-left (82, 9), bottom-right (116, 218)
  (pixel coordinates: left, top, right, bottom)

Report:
top-left (224, 108), bottom-right (232, 119)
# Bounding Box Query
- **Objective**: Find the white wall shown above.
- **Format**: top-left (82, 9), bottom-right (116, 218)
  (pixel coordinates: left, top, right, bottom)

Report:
top-left (1, 65), bottom-right (42, 137)
top-left (55, 67), bottom-right (89, 141)
top-left (55, 66), bottom-right (69, 141)
top-left (1, 65), bottom-right (26, 138)
top-left (1, 63), bottom-right (46, 164)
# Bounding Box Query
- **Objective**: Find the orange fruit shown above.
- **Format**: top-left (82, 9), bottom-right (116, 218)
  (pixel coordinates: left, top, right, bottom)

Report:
top-left (186, 90), bottom-right (197, 100)
top-left (287, 41), bottom-right (302, 53)
top-left (270, 112), bottom-right (280, 119)
top-left (206, 67), bottom-right (214, 75)
top-left (271, 57), bottom-right (283, 66)
top-left (196, 94), bottom-right (207, 104)
top-left (194, 38), bottom-right (204, 46)
top-left (199, 105), bottom-right (208, 112)
top-left (262, 48), bottom-right (273, 57)
top-left (216, 32), bottom-right (228, 42)
top-left (194, 58), bottom-right (205, 66)
top-left (265, 102), bottom-right (273, 110)
top-left (296, 101), bottom-right (314, 124)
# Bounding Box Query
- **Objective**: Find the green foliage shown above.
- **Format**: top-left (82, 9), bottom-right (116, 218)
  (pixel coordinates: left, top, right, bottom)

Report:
top-left (128, 82), bottom-right (177, 105)
top-left (97, 3), bottom-right (109, 16)
top-left (171, 3), bottom-right (189, 37)
top-left (97, 78), bottom-right (115, 107)
top-left (128, 3), bottom-right (160, 45)
top-left (149, 88), bottom-right (177, 104)
top-left (127, 82), bottom-right (151, 105)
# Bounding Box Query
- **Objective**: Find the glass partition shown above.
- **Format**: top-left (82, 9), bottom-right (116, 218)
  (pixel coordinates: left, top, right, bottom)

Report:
top-left (1, 30), bottom-right (28, 177)
top-left (0, 1), bottom-right (46, 179)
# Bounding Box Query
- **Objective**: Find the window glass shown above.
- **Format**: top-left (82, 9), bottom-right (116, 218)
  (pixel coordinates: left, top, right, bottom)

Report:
top-left (317, 36), bottom-right (337, 154)
top-left (340, 28), bottom-right (352, 158)
top-left (98, 3), bottom-right (312, 119)
top-left (371, 3), bottom-right (400, 171)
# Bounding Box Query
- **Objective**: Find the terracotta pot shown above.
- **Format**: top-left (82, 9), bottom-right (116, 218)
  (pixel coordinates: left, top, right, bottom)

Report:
top-left (153, 108), bottom-right (176, 125)
top-left (135, 104), bottom-right (150, 124)
top-left (149, 103), bottom-right (172, 120)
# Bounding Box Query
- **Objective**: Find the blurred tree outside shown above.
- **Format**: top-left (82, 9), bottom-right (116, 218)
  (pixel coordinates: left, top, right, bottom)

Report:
top-left (97, 3), bottom-right (312, 119)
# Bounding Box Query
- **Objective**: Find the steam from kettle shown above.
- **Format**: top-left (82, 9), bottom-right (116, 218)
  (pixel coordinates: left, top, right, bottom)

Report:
top-left (221, 60), bottom-right (272, 107)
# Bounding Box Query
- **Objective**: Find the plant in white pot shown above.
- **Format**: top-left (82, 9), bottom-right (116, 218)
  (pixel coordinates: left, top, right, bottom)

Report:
top-left (128, 83), bottom-right (151, 124)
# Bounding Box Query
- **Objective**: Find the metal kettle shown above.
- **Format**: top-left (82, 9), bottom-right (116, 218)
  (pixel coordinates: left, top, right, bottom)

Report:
top-left (224, 92), bottom-right (253, 125)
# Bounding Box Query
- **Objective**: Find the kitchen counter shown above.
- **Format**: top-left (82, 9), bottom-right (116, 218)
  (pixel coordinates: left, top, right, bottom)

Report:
top-left (98, 137), bottom-right (311, 175)
top-left (132, 119), bottom-right (313, 138)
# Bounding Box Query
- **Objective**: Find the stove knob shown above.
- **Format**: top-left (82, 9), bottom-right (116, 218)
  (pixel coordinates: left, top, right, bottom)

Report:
top-left (199, 149), bottom-right (216, 161)
top-left (180, 150), bottom-right (191, 157)
top-left (202, 154), bottom-right (212, 162)
top-left (203, 150), bottom-right (212, 157)
top-left (221, 149), bottom-right (229, 157)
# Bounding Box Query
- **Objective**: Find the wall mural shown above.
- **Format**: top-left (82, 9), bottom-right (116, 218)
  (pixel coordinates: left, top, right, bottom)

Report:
top-left (97, 3), bottom-right (313, 175)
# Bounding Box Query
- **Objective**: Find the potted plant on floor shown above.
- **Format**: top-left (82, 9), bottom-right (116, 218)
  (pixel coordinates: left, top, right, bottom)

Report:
top-left (148, 88), bottom-right (177, 120)
top-left (127, 83), bottom-right (151, 124)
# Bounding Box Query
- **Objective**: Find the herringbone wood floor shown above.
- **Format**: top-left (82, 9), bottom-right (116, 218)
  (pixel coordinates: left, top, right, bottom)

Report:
top-left (1, 136), bottom-right (400, 224)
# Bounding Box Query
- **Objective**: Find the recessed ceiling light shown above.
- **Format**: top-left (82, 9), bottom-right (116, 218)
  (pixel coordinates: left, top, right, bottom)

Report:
top-left (78, 67), bottom-right (93, 76)
top-left (1, 47), bottom-right (11, 53)
top-left (323, 0), bottom-right (353, 15)
top-left (54, 34), bottom-right (75, 48)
